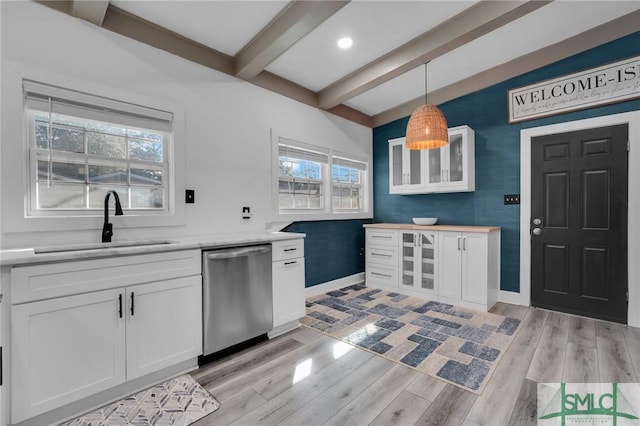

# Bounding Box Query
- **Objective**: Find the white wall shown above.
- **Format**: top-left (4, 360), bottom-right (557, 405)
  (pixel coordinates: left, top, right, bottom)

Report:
top-left (0, 2), bottom-right (371, 249)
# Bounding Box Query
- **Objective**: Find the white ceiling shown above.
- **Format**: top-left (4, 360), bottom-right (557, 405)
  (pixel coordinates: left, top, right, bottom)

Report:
top-left (93, 1), bottom-right (640, 126)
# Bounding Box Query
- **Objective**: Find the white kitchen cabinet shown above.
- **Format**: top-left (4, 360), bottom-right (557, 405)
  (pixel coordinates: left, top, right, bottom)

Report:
top-left (399, 231), bottom-right (438, 297)
top-left (365, 229), bottom-right (399, 290)
top-left (9, 250), bottom-right (202, 424)
top-left (11, 289), bottom-right (126, 423)
top-left (388, 126), bottom-right (475, 194)
top-left (389, 138), bottom-right (425, 192)
top-left (270, 239), bottom-right (305, 337)
top-left (438, 231), bottom-right (499, 311)
top-left (365, 225), bottom-right (500, 311)
top-left (126, 276), bottom-right (202, 380)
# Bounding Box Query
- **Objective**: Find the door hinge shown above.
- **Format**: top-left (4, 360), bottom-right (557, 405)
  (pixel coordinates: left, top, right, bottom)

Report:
top-left (628, 140), bottom-right (631, 152)
top-left (628, 290), bottom-right (630, 302)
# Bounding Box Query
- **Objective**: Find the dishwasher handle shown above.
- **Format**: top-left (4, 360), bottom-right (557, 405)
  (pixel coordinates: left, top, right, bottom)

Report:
top-left (205, 246), bottom-right (270, 260)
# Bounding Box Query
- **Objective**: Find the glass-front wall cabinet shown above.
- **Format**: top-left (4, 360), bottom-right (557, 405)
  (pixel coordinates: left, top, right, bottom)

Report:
top-left (389, 125), bottom-right (474, 194)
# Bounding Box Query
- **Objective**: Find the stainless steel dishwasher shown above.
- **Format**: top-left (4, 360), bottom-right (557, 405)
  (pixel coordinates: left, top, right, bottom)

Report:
top-left (202, 244), bottom-right (272, 356)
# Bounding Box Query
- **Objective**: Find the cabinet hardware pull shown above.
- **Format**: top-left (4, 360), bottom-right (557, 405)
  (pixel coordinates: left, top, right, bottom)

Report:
top-left (371, 272), bottom-right (392, 278)
top-left (457, 237), bottom-right (461, 251)
top-left (371, 252), bottom-right (392, 257)
top-left (130, 292), bottom-right (135, 316)
top-left (284, 248), bottom-right (297, 252)
top-left (373, 235), bottom-right (391, 239)
top-left (118, 294), bottom-right (123, 318)
top-left (284, 261), bottom-right (297, 265)
top-left (463, 237), bottom-right (466, 251)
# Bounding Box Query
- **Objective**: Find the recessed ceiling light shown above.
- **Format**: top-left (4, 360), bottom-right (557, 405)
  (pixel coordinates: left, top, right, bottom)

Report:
top-left (337, 37), bottom-right (353, 49)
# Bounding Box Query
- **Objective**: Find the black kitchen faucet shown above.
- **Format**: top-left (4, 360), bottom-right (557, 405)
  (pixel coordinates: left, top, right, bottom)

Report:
top-left (102, 190), bottom-right (124, 243)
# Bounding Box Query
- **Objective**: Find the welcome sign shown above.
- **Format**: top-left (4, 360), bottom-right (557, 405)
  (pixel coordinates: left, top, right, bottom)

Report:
top-left (508, 55), bottom-right (640, 123)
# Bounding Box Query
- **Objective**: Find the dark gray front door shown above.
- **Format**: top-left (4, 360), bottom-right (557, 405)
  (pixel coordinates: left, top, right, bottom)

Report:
top-left (531, 124), bottom-right (628, 323)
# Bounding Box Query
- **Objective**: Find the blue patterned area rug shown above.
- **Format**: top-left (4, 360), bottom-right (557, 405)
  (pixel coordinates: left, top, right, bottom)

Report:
top-left (302, 285), bottom-right (521, 394)
top-left (60, 374), bottom-right (220, 426)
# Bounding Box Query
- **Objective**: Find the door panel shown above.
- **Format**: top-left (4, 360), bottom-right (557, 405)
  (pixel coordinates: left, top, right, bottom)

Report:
top-left (531, 124), bottom-right (628, 323)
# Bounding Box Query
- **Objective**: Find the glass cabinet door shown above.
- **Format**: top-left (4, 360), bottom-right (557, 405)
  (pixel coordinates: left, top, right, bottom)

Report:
top-left (400, 232), bottom-right (416, 288)
top-left (408, 149), bottom-right (422, 186)
top-left (427, 149), bottom-right (442, 184)
top-left (391, 143), bottom-right (404, 187)
top-left (448, 133), bottom-right (464, 183)
top-left (419, 233), bottom-right (435, 291)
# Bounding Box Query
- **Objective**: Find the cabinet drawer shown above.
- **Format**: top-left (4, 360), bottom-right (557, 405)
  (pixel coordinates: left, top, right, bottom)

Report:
top-left (366, 264), bottom-right (398, 287)
top-left (366, 229), bottom-right (398, 247)
top-left (11, 250), bottom-right (201, 304)
top-left (366, 245), bottom-right (398, 266)
top-left (272, 239), bottom-right (304, 261)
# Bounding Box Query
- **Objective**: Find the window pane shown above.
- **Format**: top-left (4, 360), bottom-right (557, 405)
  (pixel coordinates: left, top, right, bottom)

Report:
top-left (37, 183), bottom-right (85, 208)
top-left (88, 186), bottom-right (127, 209)
top-left (279, 157), bottom-right (321, 179)
top-left (127, 128), bottom-right (163, 143)
top-left (38, 160), bottom-right (85, 182)
top-left (332, 165), bottom-right (361, 184)
top-left (131, 186), bottom-right (164, 208)
top-left (129, 139), bottom-right (163, 162)
top-left (131, 168), bottom-right (162, 185)
top-left (88, 165), bottom-right (127, 185)
top-left (87, 132), bottom-right (126, 158)
top-left (35, 122), bottom-right (85, 153)
top-left (87, 122), bottom-right (126, 136)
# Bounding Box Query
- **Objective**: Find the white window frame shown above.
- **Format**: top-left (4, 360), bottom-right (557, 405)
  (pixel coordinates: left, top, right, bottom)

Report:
top-left (271, 131), bottom-right (371, 222)
top-left (1, 63), bottom-right (186, 233)
top-left (24, 80), bottom-right (172, 216)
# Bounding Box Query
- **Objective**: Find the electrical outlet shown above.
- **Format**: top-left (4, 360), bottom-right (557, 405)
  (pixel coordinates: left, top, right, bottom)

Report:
top-left (242, 206), bottom-right (252, 219)
top-left (504, 194), bottom-right (520, 205)
top-left (185, 189), bottom-right (195, 203)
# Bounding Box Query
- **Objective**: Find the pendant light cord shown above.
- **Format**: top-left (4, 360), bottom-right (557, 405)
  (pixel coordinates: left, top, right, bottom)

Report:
top-left (424, 61), bottom-right (430, 105)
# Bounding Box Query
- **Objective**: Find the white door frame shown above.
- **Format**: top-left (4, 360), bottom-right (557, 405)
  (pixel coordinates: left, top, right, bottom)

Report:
top-left (519, 111), bottom-right (640, 328)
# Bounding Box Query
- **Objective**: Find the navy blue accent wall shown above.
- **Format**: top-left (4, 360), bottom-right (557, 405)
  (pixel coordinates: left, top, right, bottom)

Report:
top-left (284, 219), bottom-right (372, 288)
top-left (373, 33), bottom-right (640, 293)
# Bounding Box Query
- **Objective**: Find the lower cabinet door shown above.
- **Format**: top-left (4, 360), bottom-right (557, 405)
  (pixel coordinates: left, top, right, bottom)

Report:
top-left (461, 233), bottom-right (489, 304)
top-left (439, 232), bottom-right (463, 300)
top-left (11, 289), bottom-right (126, 423)
top-left (126, 276), bottom-right (202, 380)
top-left (272, 258), bottom-right (305, 328)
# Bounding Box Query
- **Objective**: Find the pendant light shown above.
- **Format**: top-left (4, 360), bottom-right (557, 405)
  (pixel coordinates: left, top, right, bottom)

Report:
top-left (405, 62), bottom-right (448, 150)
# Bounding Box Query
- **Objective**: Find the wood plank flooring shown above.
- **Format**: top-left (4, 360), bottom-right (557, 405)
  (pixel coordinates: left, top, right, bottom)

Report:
top-left (192, 303), bottom-right (640, 426)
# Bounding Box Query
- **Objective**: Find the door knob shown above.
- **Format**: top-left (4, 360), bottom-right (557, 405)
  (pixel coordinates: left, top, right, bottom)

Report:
top-left (532, 218), bottom-right (542, 225)
top-left (532, 228), bottom-right (542, 236)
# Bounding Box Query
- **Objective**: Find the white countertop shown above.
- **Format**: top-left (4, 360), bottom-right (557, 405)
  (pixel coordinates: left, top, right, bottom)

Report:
top-left (0, 231), bottom-right (305, 267)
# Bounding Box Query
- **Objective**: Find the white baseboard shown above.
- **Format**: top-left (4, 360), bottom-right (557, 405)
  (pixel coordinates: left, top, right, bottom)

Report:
top-left (498, 290), bottom-right (526, 306)
top-left (305, 272), bottom-right (365, 298)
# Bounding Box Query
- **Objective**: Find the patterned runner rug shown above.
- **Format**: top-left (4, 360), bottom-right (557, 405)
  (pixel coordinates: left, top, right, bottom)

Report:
top-left (61, 374), bottom-right (220, 426)
top-left (302, 285), bottom-right (521, 394)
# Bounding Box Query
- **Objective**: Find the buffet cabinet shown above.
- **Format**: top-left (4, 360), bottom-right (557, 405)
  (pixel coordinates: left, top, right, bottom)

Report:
top-left (365, 224), bottom-right (500, 311)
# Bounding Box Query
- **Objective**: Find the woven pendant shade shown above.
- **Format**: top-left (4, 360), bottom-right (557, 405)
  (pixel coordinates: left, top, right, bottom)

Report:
top-left (405, 104), bottom-right (449, 150)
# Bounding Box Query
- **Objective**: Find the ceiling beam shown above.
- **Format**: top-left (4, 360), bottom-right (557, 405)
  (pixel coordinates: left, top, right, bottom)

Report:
top-left (371, 8), bottom-right (640, 128)
top-left (102, 5), bottom-right (236, 76)
top-left (71, 0), bottom-right (109, 26)
top-left (235, 0), bottom-right (350, 80)
top-left (318, 0), bottom-right (552, 110)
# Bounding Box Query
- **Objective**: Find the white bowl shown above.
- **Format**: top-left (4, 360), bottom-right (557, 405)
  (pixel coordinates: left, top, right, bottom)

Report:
top-left (412, 217), bottom-right (438, 225)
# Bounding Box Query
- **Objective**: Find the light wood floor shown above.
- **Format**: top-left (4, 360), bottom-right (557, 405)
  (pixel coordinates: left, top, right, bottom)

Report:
top-left (191, 303), bottom-right (640, 426)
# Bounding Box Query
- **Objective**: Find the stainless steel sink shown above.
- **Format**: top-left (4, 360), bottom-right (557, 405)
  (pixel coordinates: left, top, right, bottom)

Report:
top-left (34, 240), bottom-right (173, 254)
